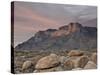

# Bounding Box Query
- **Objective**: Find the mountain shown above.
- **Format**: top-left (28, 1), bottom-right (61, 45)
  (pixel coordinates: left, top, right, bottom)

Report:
top-left (15, 22), bottom-right (97, 51)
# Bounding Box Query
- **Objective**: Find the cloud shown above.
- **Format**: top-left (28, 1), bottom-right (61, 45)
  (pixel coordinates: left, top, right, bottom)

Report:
top-left (13, 1), bottom-right (97, 46)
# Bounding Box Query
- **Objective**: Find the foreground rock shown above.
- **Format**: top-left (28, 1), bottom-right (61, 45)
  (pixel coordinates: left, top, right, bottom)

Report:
top-left (34, 66), bottom-right (64, 73)
top-left (35, 53), bottom-right (60, 70)
top-left (72, 68), bottom-right (82, 70)
top-left (14, 50), bottom-right (97, 73)
top-left (84, 61), bottom-right (97, 69)
top-left (67, 50), bottom-right (84, 57)
top-left (59, 56), bottom-right (68, 64)
top-left (63, 58), bottom-right (74, 70)
top-left (73, 56), bottom-right (89, 68)
top-left (22, 61), bottom-right (33, 71)
top-left (63, 55), bottom-right (89, 70)
top-left (91, 53), bottom-right (97, 64)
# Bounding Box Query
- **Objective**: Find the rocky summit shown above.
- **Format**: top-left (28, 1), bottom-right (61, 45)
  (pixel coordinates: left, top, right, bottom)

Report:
top-left (15, 22), bottom-right (97, 51)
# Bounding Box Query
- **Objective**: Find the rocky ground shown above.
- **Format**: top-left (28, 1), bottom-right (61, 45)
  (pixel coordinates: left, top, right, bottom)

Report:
top-left (14, 49), bottom-right (97, 74)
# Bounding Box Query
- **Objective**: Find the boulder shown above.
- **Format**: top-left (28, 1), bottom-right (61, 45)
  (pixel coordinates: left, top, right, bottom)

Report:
top-left (22, 61), bottom-right (33, 71)
top-left (34, 66), bottom-right (64, 73)
top-left (91, 53), bottom-right (97, 64)
top-left (67, 50), bottom-right (84, 57)
top-left (63, 55), bottom-right (89, 69)
top-left (84, 61), bottom-right (97, 69)
top-left (63, 59), bottom-right (74, 70)
top-left (59, 56), bottom-right (68, 64)
top-left (73, 56), bottom-right (89, 68)
top-left (35, 53), bottom-right (60, 70)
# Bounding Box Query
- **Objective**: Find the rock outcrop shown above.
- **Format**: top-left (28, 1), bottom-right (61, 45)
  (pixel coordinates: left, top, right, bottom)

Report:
top-left (67, 50), bottom-right (84, 57)
top-left (91, 53), bottom-right (97, 64)
top-left (22, 61), bottom-right (33, 71)
top-left (84, 61), bottom-right (97, 69)
top-left (35, 53), bottom-right (60, 70)
top-left (34, 66), bottom-right (64, 73)
top-left (14, 51), bottom-right (97, 73)
top-left (63, 55), bottom-right (89, 69)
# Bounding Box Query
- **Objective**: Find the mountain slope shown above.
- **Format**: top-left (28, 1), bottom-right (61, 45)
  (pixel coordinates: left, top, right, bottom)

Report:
top-left (15, 22), bottom-right (97, 51)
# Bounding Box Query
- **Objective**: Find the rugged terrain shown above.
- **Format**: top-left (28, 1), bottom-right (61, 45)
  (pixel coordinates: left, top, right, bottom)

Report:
top-left (15, 22), bottom-right (97, 51)
top-left (14, 22), bottom-right (97, 73)
top-left (14, 49), bottom-right (97, 74)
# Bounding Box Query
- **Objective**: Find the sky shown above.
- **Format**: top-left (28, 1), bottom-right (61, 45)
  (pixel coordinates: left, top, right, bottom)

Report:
top-left (13, 1), bottom-right (97, 46)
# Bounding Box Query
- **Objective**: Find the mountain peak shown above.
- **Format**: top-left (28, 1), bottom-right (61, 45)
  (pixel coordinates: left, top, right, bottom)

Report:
top-left (68, 22), bottom-right (82, 28)
top-left (15, 22), bottom-right (97, 51)
top-left (51, 22), bottom-right (83, 37)
top-left (67, 22), bottom-right (82, 33)
top-left (59, 22), bottom-right (82, 31)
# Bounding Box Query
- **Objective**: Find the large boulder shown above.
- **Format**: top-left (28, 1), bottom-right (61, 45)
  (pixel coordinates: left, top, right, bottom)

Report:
top-left (72, 56), bottom-right (89, 68)
top-left (84, 61), bottom-right (97, 69)
top-left (22, 61), bottom-right (33, 71)
top-left (91, 53), bottom-right (97, 64)
top-left (34, 66), bottom-right (64, 73)
top-left (63, 59), bottom-right (74, 70)
top-left (63, 55), bottom-right (89, 70)
top-left (67, 50), bottom-right (84, 57)
top-left (35, 53), bottom-right (60, 70)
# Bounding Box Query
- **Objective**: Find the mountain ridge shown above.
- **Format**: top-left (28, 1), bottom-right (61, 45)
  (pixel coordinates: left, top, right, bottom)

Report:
top-left (15, 22), bottom-right (97, 51)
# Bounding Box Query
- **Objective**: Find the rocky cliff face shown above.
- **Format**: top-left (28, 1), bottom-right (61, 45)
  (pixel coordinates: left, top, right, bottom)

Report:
top-left (15, 22), bottom-right (97, 51)
top-left (51, 22), bottom-right (82, 37)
